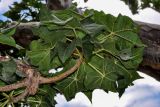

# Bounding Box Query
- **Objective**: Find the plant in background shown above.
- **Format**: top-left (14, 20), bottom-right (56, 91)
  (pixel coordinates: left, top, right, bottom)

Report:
top-left (0, 4), bottom-right (144, 106)
top-left (121, 0), bottom-right (160, 14)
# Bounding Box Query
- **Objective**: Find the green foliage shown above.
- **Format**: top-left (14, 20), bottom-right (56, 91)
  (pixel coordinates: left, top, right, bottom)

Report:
top-left (121, 0), bottom-right (160, 14)
top-left (0, 59), bottom-right (17, 83)
top-left (57, 40), bottom-right (76, 63)
top-left (55, 59), bottom-right (85, 100)
top-left (0, 4), bottom-right (144, 106)
top-left (3, 0), bottom-right (43, 21)
top-left (27, 40), bottom-right (52, 73)
top-left (0, 27), bottom-right (16, 47)
top-left (27, 85), bottom-right (56, 107)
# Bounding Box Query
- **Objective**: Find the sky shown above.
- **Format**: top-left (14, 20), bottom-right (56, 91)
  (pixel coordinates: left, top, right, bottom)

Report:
top-left (0, 0), bottom-right (160, 107)
top-left (0, 0), bottom-right (21, 21)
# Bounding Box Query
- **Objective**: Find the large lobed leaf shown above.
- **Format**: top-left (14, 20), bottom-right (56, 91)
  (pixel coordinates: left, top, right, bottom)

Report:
top-left (0, 59), bottom-right (17, 83)
top-left (55, 59), bottom-right (85, 100)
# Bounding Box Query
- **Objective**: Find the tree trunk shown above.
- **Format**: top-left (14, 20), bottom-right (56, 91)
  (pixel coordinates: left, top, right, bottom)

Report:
top-left (135, 21), bottom-right (160, 80)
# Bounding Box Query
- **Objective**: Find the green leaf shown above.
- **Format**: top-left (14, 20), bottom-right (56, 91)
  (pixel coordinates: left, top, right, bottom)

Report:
top-left (32, 26), bottom-right (66, 44)
top-left (58, 40), bottom-right (76, 63)
top-left (93, 11), bottom-right (116, 32)
top-left (82, 55), bottom-right (140, 92)
top-left (28, 85), bottom-right (56, 107)
top-left (93, 11), bottom-right (144, 70)
top-left (0, 34), bottom-right (16, 47)
top-left (27, 95), bottom-right (52, 107)
top-left (82, 23), bottom-right (105, 37)
top-left (50, 56), bottom-right (62, 69)
top-left (0, 60), bottom-right (17, 83)
top-left (101, 37), bottom-right (119, 55)
top-left (1, 27), bottom-right (16, 36)
top-left (55, 59), bottom-right (85, 100)
top-left (120, 46), bottom-right (144, 69)
top-left (82, 36), bottom-right (94, 61)
top-left (69, 18), bottom-right (82, 28)
top-left (0, 80), bottom-right (5, 86)
top-left (39, 5), bottom-right (53, 21)
top-left (116, 31), bottom-right (144, 47)
top-left (75, 31), bottom-right (86, 39)
top-left (27, 41), bottom-right (52, 72)
top-left (118, 48), bottom-right (133, 61)
top-left (113, 14), bottom-right (134, 32)
top-left (83, 91), bottom-right (93, 101)
top-left (83, 56), bottom-right (118, 92)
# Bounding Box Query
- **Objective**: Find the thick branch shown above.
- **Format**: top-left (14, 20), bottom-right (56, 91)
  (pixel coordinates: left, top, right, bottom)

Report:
top-left (0, 80), bottom-right (26, 92)
top-left (7, 21), bottom-right (40, 29)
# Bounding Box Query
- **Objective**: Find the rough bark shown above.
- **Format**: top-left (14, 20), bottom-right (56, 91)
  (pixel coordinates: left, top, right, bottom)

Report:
top-left (135, 21), bottom-right (160, 80)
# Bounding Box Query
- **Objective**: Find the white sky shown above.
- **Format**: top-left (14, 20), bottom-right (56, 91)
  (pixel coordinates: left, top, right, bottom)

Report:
top-left (0, 0), bottom-right (21, 13)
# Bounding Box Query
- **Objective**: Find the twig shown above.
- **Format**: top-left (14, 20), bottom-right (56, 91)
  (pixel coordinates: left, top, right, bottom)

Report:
top-left (0, 80), bottom-right (26, 92)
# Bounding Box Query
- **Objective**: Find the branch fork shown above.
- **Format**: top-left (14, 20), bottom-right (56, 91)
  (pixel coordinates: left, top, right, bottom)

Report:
top-left (0, 56), bottom-right (82, 103)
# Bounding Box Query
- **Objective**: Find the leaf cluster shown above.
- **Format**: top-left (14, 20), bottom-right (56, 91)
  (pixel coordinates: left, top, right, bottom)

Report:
top-left (0, 5), bottom-right (144, 106)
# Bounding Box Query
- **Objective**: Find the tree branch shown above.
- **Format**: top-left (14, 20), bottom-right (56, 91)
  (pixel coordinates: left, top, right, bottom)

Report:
top-left (0, 56), bottom-right (82, 103)
top-left (6, 21), bottom-right (40, 29)
top-left (0, 80), bottom-right (26, 92)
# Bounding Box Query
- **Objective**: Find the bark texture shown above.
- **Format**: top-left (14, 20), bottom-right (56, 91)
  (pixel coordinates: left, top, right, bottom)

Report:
top-left (135, 21), bottom-right (160, 80)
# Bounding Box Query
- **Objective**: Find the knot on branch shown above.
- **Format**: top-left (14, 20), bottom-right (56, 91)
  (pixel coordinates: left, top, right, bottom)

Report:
top-left (26, 69), bottom-right (40, 95)
top-left (10, 67), bottom-right (41, 103)
top-left (16, 61), bottom-right (41, 95)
